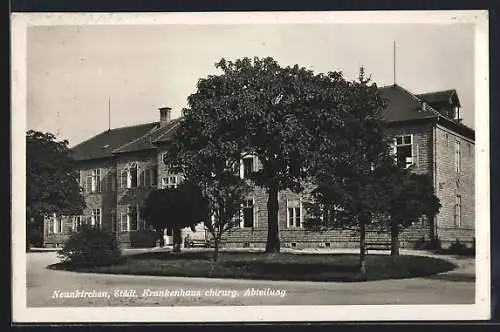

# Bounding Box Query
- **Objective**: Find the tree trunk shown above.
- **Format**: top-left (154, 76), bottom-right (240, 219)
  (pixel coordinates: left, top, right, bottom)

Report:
top-left (212, 238), bottom-right (220, 262)
top-left (265, 183), bottom-right (280, 253)
top-left (359, 215), bottom-right (367, 280)
top-left (172, 227), bottom-right (182, 253)
top-left (390, 220), bottom-right (400, 256)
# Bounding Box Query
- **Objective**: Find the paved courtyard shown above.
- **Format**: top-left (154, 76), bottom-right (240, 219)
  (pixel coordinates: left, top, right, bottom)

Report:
top-left (26, 248), bottom-right (475, 307)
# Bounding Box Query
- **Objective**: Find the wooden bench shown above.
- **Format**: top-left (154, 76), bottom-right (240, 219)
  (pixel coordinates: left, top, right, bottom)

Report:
top-left (365, 242), bottom-right (392, 253)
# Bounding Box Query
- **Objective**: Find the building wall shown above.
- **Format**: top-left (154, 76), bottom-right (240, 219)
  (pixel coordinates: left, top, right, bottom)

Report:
top-left (44, 158), bottom-right (117, 247)
top-left (222, 122), bottom-right (437, 248)
top-left (434, 124), bottom-right (475, 246)
top-left (115, 150), bottom-right (158, 248)
top-left (44, 121), bottom-right (474, 250)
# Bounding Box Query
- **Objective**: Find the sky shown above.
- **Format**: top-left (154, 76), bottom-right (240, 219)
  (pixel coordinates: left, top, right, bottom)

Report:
top-left (26, 23), bottom-right (475, 147)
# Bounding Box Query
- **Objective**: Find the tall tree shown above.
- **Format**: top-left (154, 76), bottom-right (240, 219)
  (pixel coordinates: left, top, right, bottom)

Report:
top-left (165, 111), bottom-right (252, 261)
top-left (26, 130), bottom-right (86, 250)
top-left (141, 182), bottom-right (210, 253)
top-left (303, 68), bottom-right (391, 279)
top-left (179, 57), bottom-right (353, 253)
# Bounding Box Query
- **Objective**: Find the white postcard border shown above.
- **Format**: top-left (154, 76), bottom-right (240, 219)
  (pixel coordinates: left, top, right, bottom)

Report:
top-left (11, 10), bottom-right (490, 322)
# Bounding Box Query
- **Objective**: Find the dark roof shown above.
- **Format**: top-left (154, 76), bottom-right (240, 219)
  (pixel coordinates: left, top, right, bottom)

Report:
top-left (154, 117), bottom-right (184, 143)
top-left (378, 84), bottom-right (440, 122)
top-left (70, 85), bottom-right (473, 162)
top-left (112, 118), bottom-right (182, 154)
top-left (416, 89), bottom-right (461, 107)
top-left (70, 122), bottom-right (159, 161)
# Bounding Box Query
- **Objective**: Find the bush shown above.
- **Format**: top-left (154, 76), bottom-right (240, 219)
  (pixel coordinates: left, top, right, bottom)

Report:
top-left (27, 228), bottom-right (44, 248)
top-left (413, 236), bottom-right (441, 250)
top-left (58, 224), bottom-right (124, 267)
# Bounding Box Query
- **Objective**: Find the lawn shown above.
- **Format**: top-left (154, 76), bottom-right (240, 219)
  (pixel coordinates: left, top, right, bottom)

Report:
top-left (50, 250), bottom-right (457, 282)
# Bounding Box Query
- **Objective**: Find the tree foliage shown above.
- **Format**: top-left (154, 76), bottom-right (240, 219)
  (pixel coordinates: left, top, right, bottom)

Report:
top-left (26, 130), bottom-right (86, 218)
top-left (165, 84), bottom-right (253, 260)
top-left (26, 130), bottom-right (86, 250)
top-left (377, 167), bottom-right (441, 255)
top-left (302, 68), bottom-right (391, 278)
top-left (141, 182), bottom-right (210, 252)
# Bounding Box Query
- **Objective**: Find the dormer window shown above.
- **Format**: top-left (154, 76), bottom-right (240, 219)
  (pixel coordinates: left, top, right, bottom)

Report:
top-left (453, 106), bottom-right (460, 120)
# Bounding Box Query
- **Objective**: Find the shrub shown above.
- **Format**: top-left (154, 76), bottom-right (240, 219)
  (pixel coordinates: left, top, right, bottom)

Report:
top-left (446, 238), bottom-right (474, 256)
top-left (413, 236), bottom-right (441, 250)
top-left (27, 228), bottom-right (44, 248)
top-left (58, 224), bottom-right (124, 267)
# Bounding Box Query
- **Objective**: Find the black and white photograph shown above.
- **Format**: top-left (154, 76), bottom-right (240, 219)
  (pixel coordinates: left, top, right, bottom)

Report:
top-left (11, 11), bottom-right (490, 322)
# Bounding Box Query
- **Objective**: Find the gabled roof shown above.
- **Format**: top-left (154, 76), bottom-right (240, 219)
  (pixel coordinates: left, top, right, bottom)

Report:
top-left (70, 122), bottom-right (159, 161)
top-left (416, 89), bottom-right (461, 108)
top-left (112, 118), bottom-right (182, 154)
top-left (378, 84), bottom-right (441, 122)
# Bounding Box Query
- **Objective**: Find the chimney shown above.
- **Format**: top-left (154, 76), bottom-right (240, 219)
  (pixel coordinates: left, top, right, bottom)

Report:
top-left (159, 107), bottom-right (171, 126)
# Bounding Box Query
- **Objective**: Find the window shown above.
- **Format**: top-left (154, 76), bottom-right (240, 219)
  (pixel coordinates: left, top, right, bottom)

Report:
top-left (394, 135), bottom-right (413, 168)
top-left (48, 214), bottom-right (62, 234)
top-left (120, 164), bottom-right (138, 189)
top-left (91, 208), bottom-right (102, 228)
top-left (120, 206), bottom-right (139, 231)
top-left (128, 206), bottom-right (138, 231)
top-left (89, 169), bottom-right (101, 192)
top-left (72, 215), bottom-right (82, 232)
top-left (455, 195), bottom-right (462, 227)
top-left (47, 217), bottom-right (53, 235)
top-left (241, 199), bottom-right (254, 228)
top-left (111, 211), bottom-right (116, 233)
top-left (287, 199), bottom-right (302, 228)
top-left (120, 213), bottom-right (128, 232)
top-left (129, 164), bottom-right (138, 188)
top-left (242, 157), bottom-right (254, 178)
top-left (455, 140), bottom-right (461, 173)
top-left (162, 176), bottom-right (178, 189)
top-left (56, 216), bottom-right (63, 233)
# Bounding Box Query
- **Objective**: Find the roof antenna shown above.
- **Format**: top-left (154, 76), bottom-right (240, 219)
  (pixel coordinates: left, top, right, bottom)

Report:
top-left (393, 40), bottom-right (397, 86)
top-left (108, 97), bottom-right (111, 131)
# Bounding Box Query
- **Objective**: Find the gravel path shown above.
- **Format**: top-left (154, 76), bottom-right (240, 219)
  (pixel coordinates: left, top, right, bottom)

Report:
top-left (26, 249), bottom-right (475, 307)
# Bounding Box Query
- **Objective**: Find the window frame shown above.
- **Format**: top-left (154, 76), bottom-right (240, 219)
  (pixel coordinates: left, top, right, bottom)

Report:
top-left (240, 198), bottom-right (256, 228)
top-left (127, 205), bottom-right (139, 232)
top-left (91, 208), bottom-right (102, 228)
top-left (90, 168), bottom-right (101, 193)
top-left (287, 198), bottom-right (303, 228)
top-left (454, 195), bottom-right (462, 227)
top-left (394, 134), bottom-right (414, 169)
top-left (161, 175), bottom-right (178, 189)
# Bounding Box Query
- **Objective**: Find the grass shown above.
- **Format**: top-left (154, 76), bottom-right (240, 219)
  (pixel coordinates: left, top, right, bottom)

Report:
top-left (49, 250), bottom-right (458, 282)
